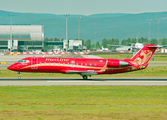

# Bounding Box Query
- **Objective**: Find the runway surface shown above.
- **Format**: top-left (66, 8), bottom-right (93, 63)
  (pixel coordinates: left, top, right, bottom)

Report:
top-left (0, 78), bottom-right (167, 86)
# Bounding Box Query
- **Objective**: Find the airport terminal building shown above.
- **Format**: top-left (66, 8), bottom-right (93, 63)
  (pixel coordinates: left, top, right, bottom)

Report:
top-left (0, 25), bottom-right (84, 53)
top-left (0, 25), bottom-right (44, 52)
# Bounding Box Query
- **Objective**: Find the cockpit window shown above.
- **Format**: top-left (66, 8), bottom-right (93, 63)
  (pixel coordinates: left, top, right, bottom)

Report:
top-left (17, 60), bottom-right (29, 63)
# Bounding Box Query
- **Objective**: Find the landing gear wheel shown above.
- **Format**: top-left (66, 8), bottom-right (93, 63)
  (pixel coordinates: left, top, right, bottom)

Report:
top-left (83, 75), bottom-right (88, 80)
top-left (18, 72), bottom-right (21, 79)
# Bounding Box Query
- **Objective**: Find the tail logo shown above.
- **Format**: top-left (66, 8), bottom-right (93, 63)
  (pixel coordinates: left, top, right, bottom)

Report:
top-left (131, 50), bottom-right (152, 66)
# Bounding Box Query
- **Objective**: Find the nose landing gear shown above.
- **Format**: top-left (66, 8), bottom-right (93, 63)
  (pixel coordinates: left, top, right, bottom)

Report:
top-left (18, 72), bottom-right (21, 79)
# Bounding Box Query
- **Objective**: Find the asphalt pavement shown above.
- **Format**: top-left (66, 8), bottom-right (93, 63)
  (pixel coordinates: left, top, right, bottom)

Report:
top-left (0, 78), bottom-right (167, 86)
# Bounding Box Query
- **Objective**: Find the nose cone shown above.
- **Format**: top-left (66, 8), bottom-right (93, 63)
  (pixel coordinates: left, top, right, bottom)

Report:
top-left (7, 65), bottom-right (16, 71)
top-left (7, 65), bottom-right (13, 70)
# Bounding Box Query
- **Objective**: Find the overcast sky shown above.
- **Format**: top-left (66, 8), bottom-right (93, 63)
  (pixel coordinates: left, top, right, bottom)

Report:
top-left (0, 0), bottom-right (167, 15)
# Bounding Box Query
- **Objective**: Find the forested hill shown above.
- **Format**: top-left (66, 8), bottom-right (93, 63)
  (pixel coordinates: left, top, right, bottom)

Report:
top-left (0, 10), bottom-right (167, 43)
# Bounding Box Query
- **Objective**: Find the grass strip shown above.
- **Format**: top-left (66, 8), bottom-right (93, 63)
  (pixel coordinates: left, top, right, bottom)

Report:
top-left (0, 86), bottom-right (167, 119)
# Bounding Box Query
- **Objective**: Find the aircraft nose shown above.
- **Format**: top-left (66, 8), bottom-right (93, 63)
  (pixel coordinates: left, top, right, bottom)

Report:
top-left (7, 65), bottom-right (12, 70)
top-left (7, 65), bottom-right (16, 71)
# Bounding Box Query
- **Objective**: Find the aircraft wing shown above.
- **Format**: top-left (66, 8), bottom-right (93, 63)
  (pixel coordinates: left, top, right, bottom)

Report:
top-left (66, 70), bottom-right (98, 76)
top-left (157, 45), bottom-right (167, 47)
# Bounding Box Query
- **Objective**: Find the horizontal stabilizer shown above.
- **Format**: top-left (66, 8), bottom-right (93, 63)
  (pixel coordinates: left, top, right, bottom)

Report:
top-left (146, 46), bottom-right (158, 47)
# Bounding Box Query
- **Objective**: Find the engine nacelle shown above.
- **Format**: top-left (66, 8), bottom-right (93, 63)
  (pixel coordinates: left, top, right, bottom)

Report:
top-left (107, 60), bottom-right (129, 67)
top-left (128, 47), bottom-right (132, 51)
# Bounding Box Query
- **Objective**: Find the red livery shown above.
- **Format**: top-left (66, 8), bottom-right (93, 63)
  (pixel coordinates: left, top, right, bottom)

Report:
top-left (7, 44), bottom-right (157, 79)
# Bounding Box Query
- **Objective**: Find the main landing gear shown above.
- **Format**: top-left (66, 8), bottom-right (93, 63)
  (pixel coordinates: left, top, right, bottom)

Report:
top-left (82, 75), bottom-right (88, 80)
top-left (82, 75), bottom-right (92, 80)
top-left (18, 72), bottom-right (21, 79)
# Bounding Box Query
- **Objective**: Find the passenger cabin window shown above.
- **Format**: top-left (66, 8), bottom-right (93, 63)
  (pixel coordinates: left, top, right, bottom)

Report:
top-left (58, 63), bottom-right (60, 65)
top-left (44, 62), bottom-right (46, 65)
top-left (63, 63), bottom-right (65, 65)
top-left (68, 63), bottom-right (69, 65)
top-left (90, 63), bottom-right (91, 66)
top-left (94, 64), bottom-right (96, 66)
top-left (54, 63), bottom-right (55, 65)
top-left (81, 63), bottom-right (83, 65)
top-left (40, 62), bottom-right (42, 65)
top-left (85, 63), bottom-right (87, 66)
top-left (76, 63), bottom-right (78, 65)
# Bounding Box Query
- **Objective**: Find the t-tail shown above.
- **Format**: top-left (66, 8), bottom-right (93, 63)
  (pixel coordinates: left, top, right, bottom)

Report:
top-left (127, 44), bottom-right (157, 68)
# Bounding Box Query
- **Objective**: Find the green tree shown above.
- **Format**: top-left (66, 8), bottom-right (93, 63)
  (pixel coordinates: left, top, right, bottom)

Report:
top-left (82, 39), bottom-right (84, 46)
top-left (91, 44), bottom-right (95, 49)
top-left (107, 38), bottom-right (119, 50)
top-left (150, 39), bottom-right (158, 45)
top-left (139, 37), bottom-right (149, 45)
top-left (84, 39), bottom-right (91, 49)
top-left (131, 38), bottom-right (136, 43)
top-left (102, 38), bottom-right (107, 48)
top-left (121, 38), bottom-right (131, 46)
top-left (54, 38), bottom-right (60, 41)
top-left (44, 37), bottom-right (49, 42)
top-left (49, 38), bottom-right (53, 41)
top-left (121, 39), bottom-right (126, 45)
top-left (159, 38), bottom-right (167, 45)
top-left (114, 38), bottom-right (119, 45)
top-left (95, 41), bottom-right (100, 48)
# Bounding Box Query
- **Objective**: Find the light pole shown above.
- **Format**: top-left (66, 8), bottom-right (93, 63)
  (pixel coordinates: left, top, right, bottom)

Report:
top-left (9, 13), bottom-right (13, 52)
top-left (147, 19), bottom-right (152, 42)
top-left (65, 13), bottom-right (70, 52)
top-left (77, 16), bottom-right (81, 40)
top-left (156, 19), bottom-right (161, 42)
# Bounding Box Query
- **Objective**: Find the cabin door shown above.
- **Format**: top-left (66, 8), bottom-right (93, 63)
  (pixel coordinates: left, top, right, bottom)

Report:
top-left (31, 57), bottom-right (38, 69)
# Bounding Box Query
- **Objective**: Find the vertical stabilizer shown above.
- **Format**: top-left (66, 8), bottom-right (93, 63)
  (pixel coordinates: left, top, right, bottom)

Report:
top-left (130, 44), bottom-right (157, 66)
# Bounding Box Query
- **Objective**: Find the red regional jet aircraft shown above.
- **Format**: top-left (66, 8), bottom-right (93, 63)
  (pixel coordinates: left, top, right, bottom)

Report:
top-left (8, 44), bottom-right (157, 79)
